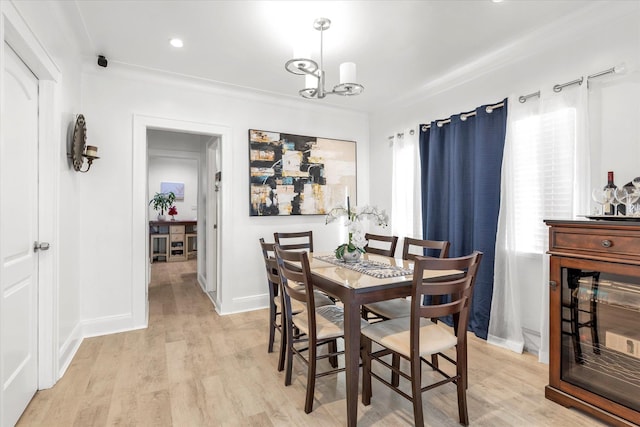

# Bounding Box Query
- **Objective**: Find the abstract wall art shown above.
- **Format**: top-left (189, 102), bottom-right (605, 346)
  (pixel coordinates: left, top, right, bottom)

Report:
top-left (249, 129), bottom-right (357, 216)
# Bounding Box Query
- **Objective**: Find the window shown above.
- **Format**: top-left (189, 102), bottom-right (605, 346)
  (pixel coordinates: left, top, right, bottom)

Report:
top-left (391, 132), bottom-right (421, 239)
top-left (511, 108), bottom-right (576, 253)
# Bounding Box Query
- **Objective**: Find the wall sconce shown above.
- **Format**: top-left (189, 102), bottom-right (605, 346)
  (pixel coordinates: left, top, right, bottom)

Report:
top-left (68, 114), bottom-right (99, 172)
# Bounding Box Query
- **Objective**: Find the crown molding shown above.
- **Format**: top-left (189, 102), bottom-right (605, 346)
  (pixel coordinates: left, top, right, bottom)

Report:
top-left (386, 1), bottom-right (639, 110)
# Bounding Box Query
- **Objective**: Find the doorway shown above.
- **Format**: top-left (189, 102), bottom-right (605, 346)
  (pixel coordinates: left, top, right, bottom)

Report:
top-left (147, 129), bottom-right (212, 296)
top-left (132, 115), bottom-right (230, 326)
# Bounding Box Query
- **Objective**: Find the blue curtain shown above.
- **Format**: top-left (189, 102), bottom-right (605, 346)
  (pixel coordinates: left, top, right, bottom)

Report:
top-left (419, 99), bottom-right (507, 339)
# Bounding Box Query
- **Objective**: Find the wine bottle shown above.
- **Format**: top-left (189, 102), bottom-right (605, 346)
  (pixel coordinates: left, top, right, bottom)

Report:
top-left (603, 171), bottom-right (617, 215)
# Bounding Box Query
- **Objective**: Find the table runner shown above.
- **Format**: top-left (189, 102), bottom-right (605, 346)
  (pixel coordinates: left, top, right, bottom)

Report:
top-left (316, 255), bottom-right (413, 279)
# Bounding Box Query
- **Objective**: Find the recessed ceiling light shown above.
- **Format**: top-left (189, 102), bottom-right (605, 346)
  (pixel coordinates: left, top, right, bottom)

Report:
top-left (492, 0), bottom-right (504, 3)
top-left (169, 38), bottom-right (184, 48)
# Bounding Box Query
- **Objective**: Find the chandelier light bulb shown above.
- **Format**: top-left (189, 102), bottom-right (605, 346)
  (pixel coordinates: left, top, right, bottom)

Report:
top-left (340, 62), bottom-right (357, 84)
top-left (305, 73), bottom-right (318, 90)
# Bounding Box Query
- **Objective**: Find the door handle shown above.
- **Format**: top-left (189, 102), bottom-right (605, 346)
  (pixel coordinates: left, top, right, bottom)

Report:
top-left (33, 241), bottom-right (50, 252)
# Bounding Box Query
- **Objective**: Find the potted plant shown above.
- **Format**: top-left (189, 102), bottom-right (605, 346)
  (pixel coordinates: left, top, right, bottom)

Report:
top-left (149, 191), bottom-right (176, 221)
top-left (325, 197), bottom-right (389, 262)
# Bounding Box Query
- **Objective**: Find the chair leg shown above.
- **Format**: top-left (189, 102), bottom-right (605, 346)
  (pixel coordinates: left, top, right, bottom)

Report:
top-left (391, 354), bottom-right (400, 387)
top-left (361, 336), bottom-right (372, 406)
top-left (570, 292), bottom-right (584, 363)
top-left (457, 346), bottom-right (469, 425)
top-left (328, 339), bottom-right (338, 368)
top-left (590, 279), bottom-right (601, 354)
top-left (430, 354), bottom-right (439, 370)
top-left (277, 317), bottom-right (286, 372)
top-left (284, 321), bottom-right (294, 386)
top-left (410, 354), bottom-right (424, 427)
top-left (268, 304), bottom-right (277, 353)
top-left (305, 339), bottom-right (317, 413)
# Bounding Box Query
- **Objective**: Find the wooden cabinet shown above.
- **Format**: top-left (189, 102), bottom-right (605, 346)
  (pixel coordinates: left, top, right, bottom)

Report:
top-left (169, 225), bottom-right (186, 261)
top-left (150, 233), bottom-right (169, 263)
top-left (545, 219), bottom-right (640, 426)
top-left (150, 221), bottom-right (196, 263)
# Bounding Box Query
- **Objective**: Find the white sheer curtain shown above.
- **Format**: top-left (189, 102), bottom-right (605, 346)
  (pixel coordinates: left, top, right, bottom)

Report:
top-left (391, 128), bottom-right (422, 244)
top-left (489, 83), bottom-right (590, 362)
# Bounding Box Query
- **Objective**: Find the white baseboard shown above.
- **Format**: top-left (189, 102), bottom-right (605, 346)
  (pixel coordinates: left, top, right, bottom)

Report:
top-left (81, 313), bottom-right (147, 339)
top-left (220, 293), bottom-right (269, 315)
top-left (56, 322), bottom-right (83, 381)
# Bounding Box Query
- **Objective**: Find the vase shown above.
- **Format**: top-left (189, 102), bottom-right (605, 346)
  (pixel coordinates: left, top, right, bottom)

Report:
top-left (157, 213), bottom-right (166, 221)
top-left (341, 250), bottom-right (361, 263)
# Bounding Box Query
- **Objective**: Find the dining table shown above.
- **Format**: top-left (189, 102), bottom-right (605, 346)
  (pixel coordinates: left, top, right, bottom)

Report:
top-left (301, 252), bottom-right (462, 427)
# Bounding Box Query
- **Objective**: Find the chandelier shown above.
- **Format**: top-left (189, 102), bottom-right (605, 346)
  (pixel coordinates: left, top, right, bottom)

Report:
top-left (285, 17), bottom-right (364, 99)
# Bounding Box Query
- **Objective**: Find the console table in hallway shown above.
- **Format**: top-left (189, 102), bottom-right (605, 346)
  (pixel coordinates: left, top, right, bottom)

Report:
top-left (149, 220), bottom-right (197, 263)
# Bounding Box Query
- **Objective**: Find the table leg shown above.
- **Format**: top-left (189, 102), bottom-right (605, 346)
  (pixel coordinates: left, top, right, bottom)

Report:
top-left (343, 297), bottom-right (361, 427)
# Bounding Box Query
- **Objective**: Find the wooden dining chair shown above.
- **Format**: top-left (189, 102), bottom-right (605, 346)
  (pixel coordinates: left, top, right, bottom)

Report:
top-left (274, 231), bottom-right (313, 252)
top-left (362, 237), bottom-right (452, 385)
top-left (275, 245), bottom-right (368, 413)
top-left (360, 252), bottom-right (483, 426)
top-left (364, 233), bottom-right (398, 257)
top-left (259, 238), bottom-right (333, 372)
top-left (362, 238), bottom-right (451, 322)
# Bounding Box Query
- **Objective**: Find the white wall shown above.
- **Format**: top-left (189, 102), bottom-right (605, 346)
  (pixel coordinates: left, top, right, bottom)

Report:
top-left (148, 156), bottom-right (198, 221)
top-left (148, 130), bottom-right (202, 221)
top-left (78, 63), bottom-right (369, 326)
top-left (368, 3), bottom-right (640, 352)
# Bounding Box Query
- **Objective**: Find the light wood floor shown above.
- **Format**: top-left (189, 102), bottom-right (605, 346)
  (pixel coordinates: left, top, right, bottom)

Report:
top-left (17, 260), bottom-right (606, 426)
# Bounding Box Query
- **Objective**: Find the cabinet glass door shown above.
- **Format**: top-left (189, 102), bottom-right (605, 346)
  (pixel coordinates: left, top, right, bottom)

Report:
top-left (560, 265), bottom-right (640, 411)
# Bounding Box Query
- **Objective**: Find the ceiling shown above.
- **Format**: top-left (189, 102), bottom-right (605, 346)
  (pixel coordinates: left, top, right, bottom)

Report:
top-left (68, 0), bottom-right (599, 113)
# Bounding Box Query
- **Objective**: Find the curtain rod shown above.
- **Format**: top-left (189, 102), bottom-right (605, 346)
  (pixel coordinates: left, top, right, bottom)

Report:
top-left (519, 63), bottom-right (625, 101)
top-left (519, 91), bottom-right (540, 103)
top-left (420, 101), bottom-right (504, 131)
top-left (388, 129), bottom-right (415, 140)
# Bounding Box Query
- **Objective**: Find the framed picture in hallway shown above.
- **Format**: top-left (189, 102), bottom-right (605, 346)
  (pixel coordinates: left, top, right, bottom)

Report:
top-left (248, 129), bottom-right (357, 216)
top-left (161, 182), bottom-right (185, 200)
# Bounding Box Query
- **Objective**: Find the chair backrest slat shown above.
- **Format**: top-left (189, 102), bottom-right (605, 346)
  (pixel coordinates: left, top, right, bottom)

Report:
top-left (402, 237), bottom-right (450, 260)
top-left (274, 231), bottom-right (313, 252)
top-left (364, 233), bottom-right (398, 257)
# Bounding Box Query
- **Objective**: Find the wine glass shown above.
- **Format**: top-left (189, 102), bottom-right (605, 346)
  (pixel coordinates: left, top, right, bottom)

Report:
top-left (628, 188), bottom-right (640, 216)
top-left (591, 188), bottom-right (612, 216)
top-left (613, 188), bottom-right (628, 216)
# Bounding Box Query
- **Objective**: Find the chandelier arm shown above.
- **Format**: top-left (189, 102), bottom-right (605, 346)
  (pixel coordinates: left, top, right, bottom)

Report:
top-left (285, 58), bottom-right (318, 75)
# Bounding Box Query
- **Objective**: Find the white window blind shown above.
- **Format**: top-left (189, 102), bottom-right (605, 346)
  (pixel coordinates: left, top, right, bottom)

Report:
top-left (511, 108), bottom-right (576, 253)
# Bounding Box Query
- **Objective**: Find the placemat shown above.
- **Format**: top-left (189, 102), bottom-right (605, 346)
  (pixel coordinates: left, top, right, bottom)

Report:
top-left (316, 255), bottom-right (413, 279)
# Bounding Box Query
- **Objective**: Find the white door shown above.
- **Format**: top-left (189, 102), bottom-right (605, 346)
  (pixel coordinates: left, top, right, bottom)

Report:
top-left (205, 139), bottom-right (219, 294)
top-left (1, 43), bottom-right (40, 426)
